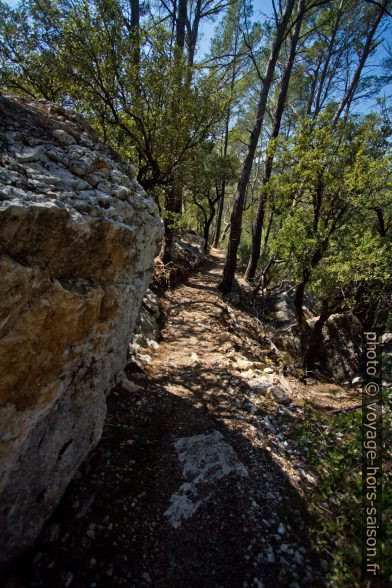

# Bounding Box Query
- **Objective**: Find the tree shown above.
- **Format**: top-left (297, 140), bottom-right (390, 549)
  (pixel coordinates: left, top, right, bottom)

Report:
top-left (184, 142), bottom-right (238, 248)
top-left (219, 0), bottom-right (297, 293)
top-left (332, 0), bottom-right (390, 124)
top-left (244, 0), bottom-right (305, 281)
top-left (0, 0), bottom-right (225, 263)
top-left (269, 114), bottom-right (391, 369)
top-left (210, 0), bottom-right (245, 248)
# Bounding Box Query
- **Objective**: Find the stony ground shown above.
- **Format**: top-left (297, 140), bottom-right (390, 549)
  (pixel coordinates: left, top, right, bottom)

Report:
top-left (3, 251), bottom-right (361, 588)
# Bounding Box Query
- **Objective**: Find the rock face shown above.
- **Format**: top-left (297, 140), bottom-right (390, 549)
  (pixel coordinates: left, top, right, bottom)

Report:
top-left (315, 313), bottom-right (363, 379)
top-left (0, 96), bottom-right (162, 565)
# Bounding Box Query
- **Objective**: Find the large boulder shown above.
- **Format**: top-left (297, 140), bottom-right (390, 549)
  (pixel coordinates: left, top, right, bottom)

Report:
top-left (173, 231), bottom-right (205, 269)
top-left (0, 96), bottom-right (163, 565)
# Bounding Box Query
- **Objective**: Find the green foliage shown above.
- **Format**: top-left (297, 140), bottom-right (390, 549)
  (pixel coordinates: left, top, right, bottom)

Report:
top-left (0, 0), bottom-right (225, 191)
top-left (268, 113), bottom-right (392, 320)
top-left (293, 401), bottom-right (392, 586)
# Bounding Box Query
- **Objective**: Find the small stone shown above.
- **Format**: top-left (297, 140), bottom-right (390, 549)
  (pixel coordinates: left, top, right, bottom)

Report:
top-left (236, 359), bottom-right (253, 371)
top-left (112, 185), bottom-right (130, 199)
top-left (189, 352), bottom-right (199, 365)
top-left (267, 385), bottom-right (290, 406)
top-left (298, 468), bottom-right (317, 485)
top-left (263, 367), bottom-right (274, 374)
top-left (277, 523), bottom-right (286, 535)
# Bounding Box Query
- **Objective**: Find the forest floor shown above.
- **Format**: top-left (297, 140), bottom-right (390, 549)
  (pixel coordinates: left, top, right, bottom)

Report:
top-left (4, 250), bottom-right (362, 588)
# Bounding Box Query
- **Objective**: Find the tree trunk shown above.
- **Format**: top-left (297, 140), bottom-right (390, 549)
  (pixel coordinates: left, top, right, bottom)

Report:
top-left (176, 0), bottom-right (187, 51)
top-left (332, 0), bottom-right (387, 125)
top-left (313, 0), bottom-right (343, 116)
top-left (212, 14), bottom-right (240, 249)
top-left (212, 184), bottom-right (225, 247)
top-left (162, 0), bottom-right (187, 263)
top-left (161, 186), bottom-right (176, 264)
top-left (294, 270), bottom-right (311, 331)
top-left (261, 210), bottom-right (274, 260)
top-left (244, 0), bottom-right (304, 282)
top-left (186, 0), bottom-right (201, 68)
top-left (130, 0), bottom-right (140, 65)
top-left (253, 258), bottom-right (281, 295)
top-left (303, 301), bottom-right (332, 371)
top-left (219, 0), bottom-right (296, 293)
top-left (203, 213), bottom-right (215, 251)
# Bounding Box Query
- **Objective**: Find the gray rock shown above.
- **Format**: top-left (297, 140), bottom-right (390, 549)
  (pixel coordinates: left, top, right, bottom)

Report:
top-left (51, 128), bottom-right (75, 145)
top-left (0, 95), bottom-right (163, 566)
top-left (267, 386), bottom-right (291, 406)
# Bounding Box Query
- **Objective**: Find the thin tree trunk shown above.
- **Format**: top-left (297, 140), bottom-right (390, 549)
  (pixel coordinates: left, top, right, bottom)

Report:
top-left (313, 0), bottom-right (344, 116)
top-left (306, 53), bottom-right (322, 116)
top-left (186, 0), bottom-right (201, 67)
top-left (212, 13), bottom-right (241, 248)
top-left (161, 186), bottom-right (176, 264)
top-left (176, 0), bottom-right (187, 51)
top-left (253, 258), bottom-right (283, 295)
top-left (261, 210), bottom-right (274, 259)
top-left (332, 0), bottom-right (387, 125)
top-left (244, 0), bottom-right (304, 281)
top-left (130, 0), bottom-right (140, 66)
top-left (294, 270), bottom-right (311, 331)
top-left (203, 213), bottom-right (215, 250)
top-left (161, 0), bottom-right (187, 263)
top-left (212, 184), bottom-right (225, 247)
top-left (219, 0), bottom-right (296, 293)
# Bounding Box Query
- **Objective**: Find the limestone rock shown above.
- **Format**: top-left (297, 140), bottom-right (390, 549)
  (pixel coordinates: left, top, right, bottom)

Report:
top-left (171, 232), bottom-right (205, 270)
top-left (351, 376), bottom-right (363, 385)
top-left (248, 378), bottom-right (271, 395)
top-left (0, 95), bottom-right (163, 565)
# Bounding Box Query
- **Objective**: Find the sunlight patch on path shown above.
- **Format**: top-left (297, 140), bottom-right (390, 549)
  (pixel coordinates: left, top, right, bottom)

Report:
top-left (164, 430), bottom-right (248, 529)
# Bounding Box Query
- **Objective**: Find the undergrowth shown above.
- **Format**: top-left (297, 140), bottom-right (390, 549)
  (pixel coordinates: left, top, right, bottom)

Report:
top-left (293, 398), bottom-right (391, 587)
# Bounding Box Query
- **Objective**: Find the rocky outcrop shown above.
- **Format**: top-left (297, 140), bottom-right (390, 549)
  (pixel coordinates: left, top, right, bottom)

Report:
top-left (129, 232), bottom-right (206, 368)
top-left (0, 95), bottom-right (163, 565)
top-left (314, 313), bottom-right (363, 380)
top-left (153, 232), bottom-right (205, 289)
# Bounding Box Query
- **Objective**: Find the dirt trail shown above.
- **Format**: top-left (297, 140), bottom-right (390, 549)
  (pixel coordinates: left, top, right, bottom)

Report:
top-left (5, 251), bottom-right (327, 588)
